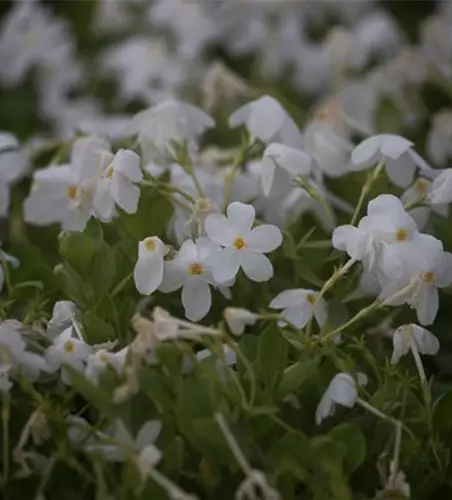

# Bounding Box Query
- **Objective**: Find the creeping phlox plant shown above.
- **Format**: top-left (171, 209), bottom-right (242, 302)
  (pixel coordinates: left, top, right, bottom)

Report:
top-left (3, 1), bottom-right (452, 500)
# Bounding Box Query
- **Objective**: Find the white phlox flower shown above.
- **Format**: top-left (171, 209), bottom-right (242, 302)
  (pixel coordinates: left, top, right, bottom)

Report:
top-left (85, 419), bottom-right (162, 477)
top-left (269, 288), bottom-right (327, 330)
top-left (94, 148), bottom-right (143, 218)
top-left (261, 143), bottom-right (313, 197)
top-left (315, 372), bottom-right (358, 425)
top-left (45, 327), bottom-right (92, 384)
top-left (428, 168), bottom-right (452, 205)
top-left (128, 100), bottom-right (214, 164)
top-left (401, 177), bottom-right (448, 230)
top-left (159, 237), bottom-right (224, 321)
top-left (134, 236), bottom-right (167, 296)
top-left (348, 134), bottom-right (430, 188)
top-left (24, 136), bottom-right (111, 231)
top-left (85, 347), bottom-right (129, 385)
top-left (333, 194), bottom-right (420, 279)
top-left (205, 201), bottom-right (283, 283)
top-left (223, 307), bottom-right (259, 336)
top-left (379, 234), bottom-right (452, 325)
top-left (390, 324), bottom-right (439, 365)
top-left (229, 95), bottom-right (302, 148)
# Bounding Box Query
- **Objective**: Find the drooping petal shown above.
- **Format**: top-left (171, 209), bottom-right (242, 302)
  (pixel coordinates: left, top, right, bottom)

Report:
top-left (415, 285), bottom-right (438, 326)
top-left (329, 373), bottom-right (358, 407)
top-left (93, 182), bottom-right (115, 220)
top-left (385, 154), bottom-right (416, 188)
top-left (247, 224), bottom-right (282, 253)
top-left (379, 134), bottom-right (413, 159)
top-left (412, 324), bottom-right (440, 356)
top-left (239, 251), bottom-right (273, 282)
top-left (281, 302), bottom-right (312, 329)
top-left (367, 194), bottom-right (405, 216)
top-left (435, 252), bottom-right (452, 287)
top-left (350, 136), bottom-right (381, 168)
top-left (134, 251), bottom-right (164, 295)
top-left (269, 289), bottom-right (308, 309)
top-left (158, 260), bottom-right (185, 293)
top-left (135, 421), bottom-right (162, 450)
top-left (182, 279), bottom-right (212, 321)
top-left (114, 149), bottom-right (143, 182)
top-left (313, 297), bottom-right (328, 327)
top-left (391, 328), bottom-right (410, 364)
top-left (205, 213), bottom-right (236, 247)
top-left (111, 177), bottom-right (141, 214)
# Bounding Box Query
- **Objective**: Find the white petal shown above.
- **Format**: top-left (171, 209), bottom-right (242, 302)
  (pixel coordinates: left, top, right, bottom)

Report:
top-left (412, 325), bottom-right (440, 356)
top-left (391, 329), bottom-right (410, 364)
top-left (134, 252), bottom-right (164, 295)
top-left (350, 136), bottom-right (380, 168)
top-left (239, 251), bottom-right (273, 282)
top-left (212, 247), bottom-right (240, 283)
top-left (329, 373), bottom-right (357, 407)
top-left (416, 285), bottom-right (438, 326)
top-left (281, 303), bottom-right (312, 329)
top-left (182, 279), bottom-right (211, 321)
top-left (228, 102), bottom-right (251, 128)
top-left (367, 194), bottom-right (405, 216)
top-left (435, 252), bottom-right (452, 287)
top-left (205, 213), bottom-right (236, 247)
top-left (380, 134), bottom-right (413, 159)
top-left (313, 298), bottom-right (328, 327)
top-left (385, 154), bottom-right (416, 188)
top-left (112, 177), bottom-right (141, 214)
top-left (93, 182), bottom-right (115, 220)
top-left (315, 391), bottom-right (334, 425)
top-left (247, 225), bottom-right (282, 253)
top-left (261, 153), bottom-right (276, 197)
top-left (114, 149), bottom-right (143, 182)
top-left (136, 420), bottom-right (162, 449)
top-left (227, 202), bottom-right (255, 235)
top-left (269, 289), bottom-right (308, 309)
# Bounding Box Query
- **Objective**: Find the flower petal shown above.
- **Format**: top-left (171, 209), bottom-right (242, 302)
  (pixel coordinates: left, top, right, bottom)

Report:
top-left (239, 251), bottom-right (273, 282)
top-left (114, 149), bottom-right (143, 182)
top-left (227, 202), bottom-right (255, 235)
top-left (350, 136), bottom-right (380, 168)
top-left (212, 248), bottom-right (240, 283)
top-left (269, 289), bottom-right (308, 309)
top-left (134, 252), bottom-right (164, 295)
top-left (205, 213), bottom-right (236, 247)
top-left (182, 279), bottom-right (211, 321)
top-left (416, 285), bottom-right (438, 326)
top-left (247, 225), bottom-right (282, 253)
top-left (435, 252), bottom-right (452, 287)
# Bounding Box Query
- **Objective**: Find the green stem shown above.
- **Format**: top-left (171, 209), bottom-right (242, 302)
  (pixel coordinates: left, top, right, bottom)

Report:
top-left (356, 398), bottom-right (413, 438)
top-left (350, 161), bottom-right (384, 227)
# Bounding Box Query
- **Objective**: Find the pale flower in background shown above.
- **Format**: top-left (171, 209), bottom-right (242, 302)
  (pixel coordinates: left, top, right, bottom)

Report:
top-left (349, 134), bottom-right (430, 188)
top-left (229, 95), bottom-right (302, 148)
top-left (46, 300), bottom-right (80, 340)
top-left (269, 288), bottom-right (327, 330)
top-left (223, 307), bottom-right (259, 336)
top-left (390, 324), bottom-right (439, 364)
top-left (205, 202), bottom-right (283, 283)
top-left (315, 373), bottom-right (358, 425)
top-left (428, 168), bottom-right (452, 205)
top-left (85, 347), bottom-right (129, 385)
top-left (427, 109), bottom-right (452, 166)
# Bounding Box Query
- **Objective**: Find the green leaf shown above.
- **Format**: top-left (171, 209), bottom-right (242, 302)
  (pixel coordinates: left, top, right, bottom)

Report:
top-left (277, 358), bottom-right (319, 397)
top-left (433, 389), bottom-right (452, 432)
top-left (59, 231), bottom-right (98, 276)
top-left (90, 242), bottom-right (116, 298)
top-left (82, 311), bottom-right (115, 344)
top-left (328, 423), bottom-right (366, 474)
top-left (65, 364), bottom-right (116, 417)
top-left (160, 437), bottom-right (185, 476)
top-left (140, 368), bottom-right (174, 412)
top-left (258, 326), bottom-right (288, 392)
top-left (55, 263), bottom-right (90, 307)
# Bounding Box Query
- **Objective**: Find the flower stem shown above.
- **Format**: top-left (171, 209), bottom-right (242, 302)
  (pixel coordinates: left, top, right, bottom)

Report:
top-left (350, 161), bottom-right (384, 226)
top-left (356, 398), bottom-right (413, 438)
top-left (214, 412), bottom-right (252, 476)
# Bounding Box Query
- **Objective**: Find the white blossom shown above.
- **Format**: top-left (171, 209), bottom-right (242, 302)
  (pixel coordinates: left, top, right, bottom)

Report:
top-left (429, 168), bottom-right (452, 205)
top-left (391, 324), bottom-right (439, 364)
top-left (315, 373), bottom-right (358, 425)
top-left (269, 289), bottom-right (327, 330)
top-left (205, 202), bottom-right (283, 283)
top-left (159, 238), bottom-right (223, 321)
top-left (223, 308), bottom-right (259, 336)
top-left (349, 134), bottom-right (429, 188)
top-left (85, 348), bottom-right (129, 385)
top-left (229, 95), bottom-right (302, 148)
top-left (46, 300), bottom-right (80, 340)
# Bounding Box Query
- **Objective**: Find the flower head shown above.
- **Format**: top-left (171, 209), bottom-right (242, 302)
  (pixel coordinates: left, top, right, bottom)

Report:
top-left (134, 236), bottom-right (166, 296)
top-left (315, 373), bottom-right (358, 425)
top-left (391, 324), bottom-right (439, 364)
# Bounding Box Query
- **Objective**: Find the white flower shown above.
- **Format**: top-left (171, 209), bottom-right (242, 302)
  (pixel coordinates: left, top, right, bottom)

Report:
top-left (229, 95), bottom-right (302, 148)
top-left (128, 100), bottom-right (214, 163)
top-left (349, 134), bottom-right (429, 188)
top-left (46, 300), bottom-right (80, 339)
top-left (223, 308), bottom-right (259, 336)
top-left (94, 149), bottom-right (143, 218)
top-left (427, 109), bottom-right (452, 166)
top-left (261, 143), bottom-right (313, 197)
top-left (134, 236), bottom-right (166, 296)
top-left (85, 347), bottom-right (129, 385)
top-left (159, 237), bottom-right (223, 321)
top-left (315, 373), bottom-right (358, 425)
top-left (379, 234), bottom-right (452, 325)
top-left (205, 202), bottom-right (282, 283)
top-left (332, 195), bottom-right (419, 279)
top-left (391, 324), bottom-right (439, 364)
top-left (85, 419), bottom-right (162, 476)
top-left (428, 168), bottom-right (452, 205)
top-left (24, 136), bottom-right (111, 231)
top-left (269, 289), bottom-right (327, 330)
top-left (45, 327), bottom-right (92, 384)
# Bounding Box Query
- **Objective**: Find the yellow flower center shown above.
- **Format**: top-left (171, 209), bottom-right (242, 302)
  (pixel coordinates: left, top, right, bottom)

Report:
top-left (306, 293), bottom-right (317, 306)
top-left (67, 185), bottom-right (78, 200)
top-left (414, 178), bottom-right (428, 195)
top-left (233, 237), bottom-right (247, 250)
top-left (396, 229), bottom-right (409, 242)
top-left (188, 262), bottom-right (204, 276)
top-left (63, 341), bottom-right (74, 353)
top-left (422, 271), bottom-right (436, 283)
top-left (99, 353), bottom-right (110, 363)
top-left (105, 166), bottom-right (114, 179)
top-left (144, 238), bottom-right (157, 252)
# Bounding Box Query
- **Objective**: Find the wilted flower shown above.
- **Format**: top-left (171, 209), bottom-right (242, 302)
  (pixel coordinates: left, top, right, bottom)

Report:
top-left (315, 373), bottom-right (358, 425)
top-left (391, 324), bottom-right (440, 364)
top-left (223, 307), bottom-right (259, 336)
